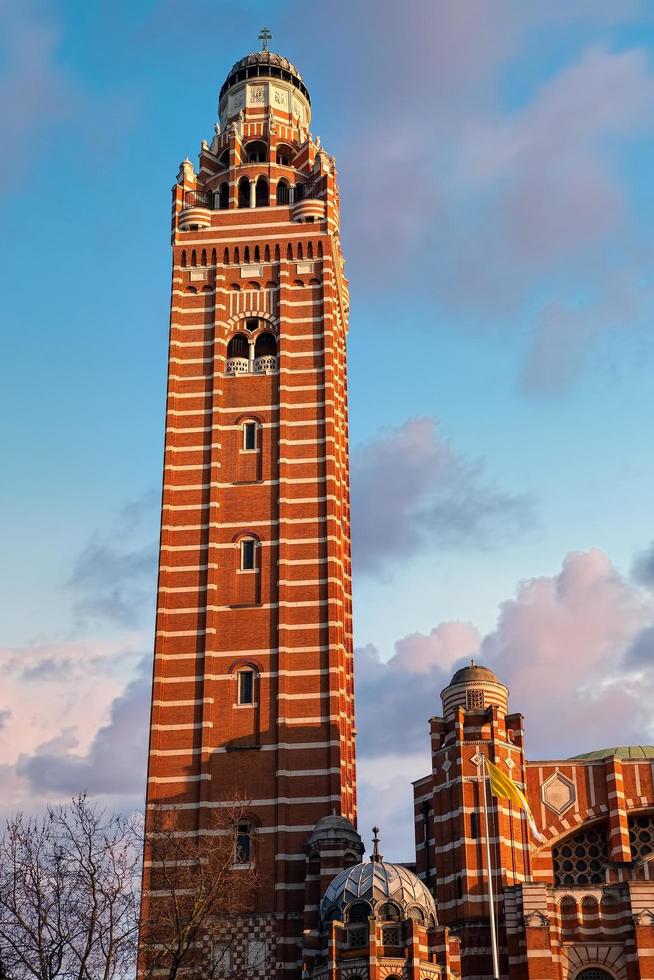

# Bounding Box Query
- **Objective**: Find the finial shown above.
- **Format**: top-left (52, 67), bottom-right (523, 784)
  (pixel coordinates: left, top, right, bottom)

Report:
top-left (258, 26), bottom-right (272, 51)
top-left (371, 826), bottom-right (383, 863)
top-left (471, 658), bottom-right (476, 667)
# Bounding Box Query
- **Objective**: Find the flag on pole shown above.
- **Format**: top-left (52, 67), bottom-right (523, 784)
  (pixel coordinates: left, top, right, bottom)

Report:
top-left (485, 757), bottom-right (545, 843)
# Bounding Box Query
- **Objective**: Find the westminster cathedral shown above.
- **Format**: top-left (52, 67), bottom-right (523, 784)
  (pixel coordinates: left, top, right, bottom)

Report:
top-left (139, 39), bottom-right (654, 980)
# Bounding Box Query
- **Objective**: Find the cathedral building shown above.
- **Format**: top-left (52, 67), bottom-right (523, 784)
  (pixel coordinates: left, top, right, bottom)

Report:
top-left (141, 38), bottom-right (654, 980)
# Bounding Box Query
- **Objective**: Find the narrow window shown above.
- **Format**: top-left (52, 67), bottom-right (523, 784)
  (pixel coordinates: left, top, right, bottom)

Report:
top-left (240, 539), bottom-right (256, 570)
top-left (238, 669), bottom-right (255, 706)
top-left (235, 821), bottom-right (252, 863)
top-left (470, 812), bottom-right (478, 839)
top-left (243, 421), bottom-right (257, 451)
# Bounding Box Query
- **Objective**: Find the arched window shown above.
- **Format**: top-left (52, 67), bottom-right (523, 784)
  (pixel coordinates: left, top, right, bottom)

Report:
top-left (217, 148), bottom-right (229, 170)
top-left (581, 895), bottom-right (599, 928)
top-left (254, 245), bottom-right (260, 262)
top-left (348, 902), bottom-right (371, 922)
top-left (255, 176), bottom-right (268, 207)
top-left (234, 246), bottom-right (240, 264)
top-left (244, 246), bottom-right (250, 264)
top-left (307, 242), bottom-right (313, 259)
top-left (378, 902), bottom-right (400, 921)
top-left (201, 249), bottom-right (206, 266)
top-left (227, 333), bottom-right (248, 359)
top-left (245, 140), bottom-right (267, 163)
top-left (553, 824), bottom-right (610, 886)
top-left (318, 241), bottom-right (323, 257)
top-left (407, 906), bottom-right (424, 923)
top-left (223, 247), bottom-right (229, 265)
top-left (191, 249), bottom-right (197, 266)
top-left (242, 420), bottom-right (259, 451)
top-left (286, 243), bottom-right (293, 260)
top-left (218, 181), bottom-right (229, 210)
top-left (238, 177), bottom-right (250, 209)
top-left (276, 180), bottom-right (290, 205)
top-left (295, 182), bottom-right (305, 202)
top-left (240, 537), bottom-right (257, 571)
top-left (181, 250), bottom-right (187, 268)
top-left (255, 332), bottom-right (277, 358)
top-left (276, 145), bottom-right (292, 166)
top-left (274, 244), bottom-right (280, 261)
top-left (297, 242), bottom-right (303, 260)
top-left (211, 248), bottom-right (216, 265)
top-left (237, 667), bottom-right (256, 705)
top-left (264, 245), bottom-right (270, 262)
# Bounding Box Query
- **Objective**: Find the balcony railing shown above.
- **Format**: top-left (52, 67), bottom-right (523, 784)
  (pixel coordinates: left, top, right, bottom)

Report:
top-left (254, 355), bottom-right (277, 373)
top-left (182, 190), bottom-right (213, 209)
top-left (226, 357), bottom-right (249, 375)
top-left (226, 356), bottom-right (278, 376)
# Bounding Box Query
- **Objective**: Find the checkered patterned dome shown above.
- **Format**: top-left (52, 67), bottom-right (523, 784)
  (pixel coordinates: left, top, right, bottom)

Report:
top-left (321, 860), bottom-right (437, 923)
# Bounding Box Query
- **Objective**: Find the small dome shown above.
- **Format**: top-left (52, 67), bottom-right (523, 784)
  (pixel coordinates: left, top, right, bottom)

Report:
top-left (321, 861), bottom-right (437, 924)
top-left (449, 664), bottom-right (498, 686)
top-left (440, 661), bottom-right (508, 719)
top-left (307, 815), bottom-right (363, 850)
top-left (219, 50), bottom-right (310, 103)
top-left (572, 745), bottom-right (654, 761)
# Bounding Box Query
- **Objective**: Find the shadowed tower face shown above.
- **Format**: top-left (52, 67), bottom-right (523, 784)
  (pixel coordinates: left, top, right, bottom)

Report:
top-left (142, 39), bottom-right (356, 979)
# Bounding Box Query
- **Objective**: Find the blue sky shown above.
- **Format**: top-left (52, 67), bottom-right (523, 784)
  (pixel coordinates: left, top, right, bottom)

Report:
top-left (1, 0), bottom-right (654, 858)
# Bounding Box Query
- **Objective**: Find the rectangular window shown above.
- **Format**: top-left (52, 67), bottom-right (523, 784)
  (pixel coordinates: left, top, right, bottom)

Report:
top-left (470, 811), bottom-right (479, 839)
top-left (238, 669), bottom-right (255, 705)
top-left (236, 822), bottom-right (252, 864)
top-left (240, 539), bottom-right (256, 570)
top-left (243, 421), bottom-right (257, 451)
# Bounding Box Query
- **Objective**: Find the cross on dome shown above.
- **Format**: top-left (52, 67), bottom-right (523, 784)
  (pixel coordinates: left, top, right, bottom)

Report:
top-left (258, 27), bottom-right (272, 50)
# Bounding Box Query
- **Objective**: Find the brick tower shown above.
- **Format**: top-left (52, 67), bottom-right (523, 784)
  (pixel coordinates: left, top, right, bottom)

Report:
top-left (143, 39), bottom-right (356, 979)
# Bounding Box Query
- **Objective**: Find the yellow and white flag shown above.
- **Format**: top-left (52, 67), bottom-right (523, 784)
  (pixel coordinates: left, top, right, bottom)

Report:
top-left (485, 757), bottom-right (545, 843)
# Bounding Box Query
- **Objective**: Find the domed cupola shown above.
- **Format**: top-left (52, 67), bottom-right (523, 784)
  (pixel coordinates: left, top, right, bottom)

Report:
top-left (320, 828), bottom-right (437, 926)
top-left (440, 659), bottom-right (509, 719)
top-left (218, 30), bottom-right (311, 130)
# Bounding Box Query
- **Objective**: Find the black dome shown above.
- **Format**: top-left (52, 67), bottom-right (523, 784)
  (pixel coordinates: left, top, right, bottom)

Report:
top-left (219, 50), bottom-right (310, 103)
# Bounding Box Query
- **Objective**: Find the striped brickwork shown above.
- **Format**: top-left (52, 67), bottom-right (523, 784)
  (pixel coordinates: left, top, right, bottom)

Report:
top-left (141, 57), bottom-right (355, 980)
top-left (413, 672), bottom-right (654, 980)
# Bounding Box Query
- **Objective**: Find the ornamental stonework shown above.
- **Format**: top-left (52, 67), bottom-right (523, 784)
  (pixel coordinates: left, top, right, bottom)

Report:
top-left (541, 770), bottom-right (576, 815)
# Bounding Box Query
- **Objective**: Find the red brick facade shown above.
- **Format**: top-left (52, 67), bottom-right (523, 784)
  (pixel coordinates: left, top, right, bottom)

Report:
top-left (414, 666), bottom-right (654, 980)
top-left (142, 48), bottom-right (356, 979)
top-left (141, 43), bottom-right (654, 980)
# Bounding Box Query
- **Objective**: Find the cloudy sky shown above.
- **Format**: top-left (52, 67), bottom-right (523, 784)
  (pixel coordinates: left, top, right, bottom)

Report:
top-left (1, 0), bottom-right (654, 860)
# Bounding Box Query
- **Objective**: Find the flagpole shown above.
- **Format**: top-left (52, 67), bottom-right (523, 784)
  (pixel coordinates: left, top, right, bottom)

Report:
top-left (481, 754), bottom-right (501, 980)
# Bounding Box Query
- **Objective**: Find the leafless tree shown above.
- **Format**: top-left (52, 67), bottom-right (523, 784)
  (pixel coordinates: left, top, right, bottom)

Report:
top-left (0, 796), bottom-right (140, 980)
top-left (139, 805), bottom-right (259, 980)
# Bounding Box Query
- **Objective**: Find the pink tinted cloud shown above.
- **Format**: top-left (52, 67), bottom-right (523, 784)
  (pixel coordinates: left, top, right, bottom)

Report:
top-left (0, 638), bottom-right (146, 813)
top-left (354, 548), bottom-right (654, 851)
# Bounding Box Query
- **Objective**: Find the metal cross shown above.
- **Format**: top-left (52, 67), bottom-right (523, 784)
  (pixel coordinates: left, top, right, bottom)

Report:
top-left (258, 27), bottom-right (272, 51)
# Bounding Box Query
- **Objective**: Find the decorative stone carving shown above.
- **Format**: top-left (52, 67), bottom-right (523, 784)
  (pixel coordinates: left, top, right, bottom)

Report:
top-left (634, 909), bottom-right (654, 926)
top-left (226, 357), bottom-right (249, 375)
top-left (470, 752), bottom-right (484, 769)
top-left (250, 86), bottom-right (265, 104)
top-left (541, 770), bottom-right (576, 816)
top-left (524, 910), bottom-right (549, 928)
top-left (254, 355), bottom-right (277, 373)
